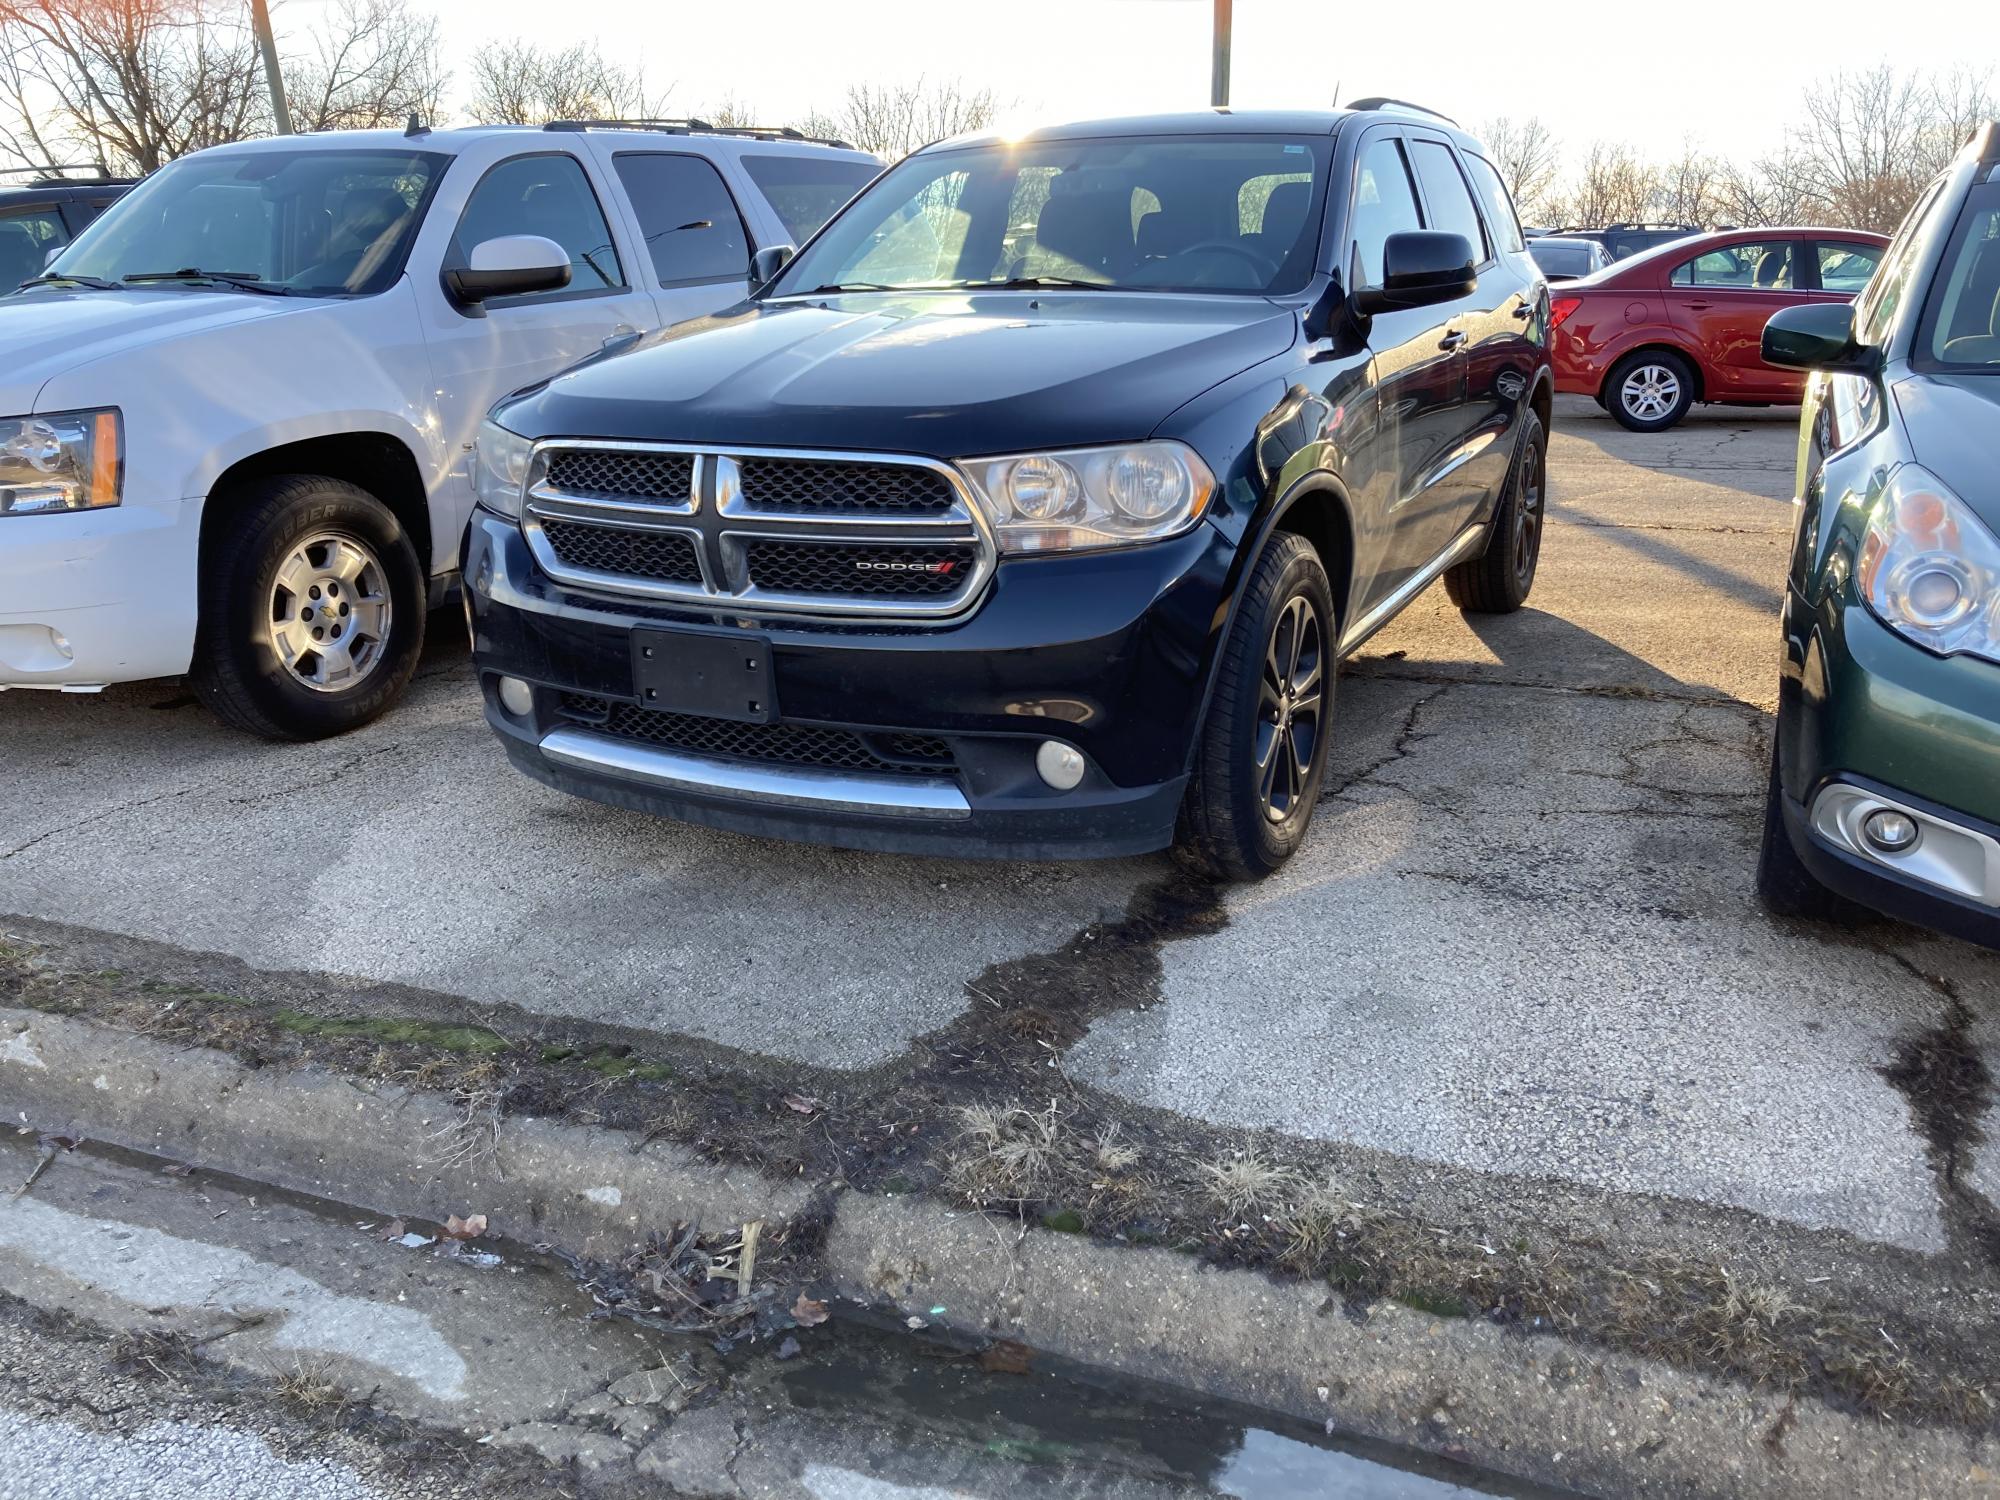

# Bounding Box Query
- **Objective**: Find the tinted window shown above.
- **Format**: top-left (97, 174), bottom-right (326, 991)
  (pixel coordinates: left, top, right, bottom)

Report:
top-left (1351, 137), bottom-right (1423, 287)
top-left (1858, 177), bottom-right (1947, 346)
top-left (1462, 153), bottom-right (1524, 255)
top-left (451, 153), bottom-right (622, 296)
top-left (1919, 181), bottom-right (2000, 367)
top-left (47, 149), bottom-right (443, 297)
top-left (1530, 242), bottom-right (1596, 278)
top-left (0, 207), bottom-right (69, 288)
top-left (1816, 241), bottom-right (1881, 294)
top-left (1409, 140), bottom-right (1488, 261)
top-left (740, 154), bottom-right (877, 244)
top-left (613, 153), bottom-right (749, 285)
top-left (779, 135), bottom-right (1331, 297)
top-left (1671, 241), bottom-right (1795, 289)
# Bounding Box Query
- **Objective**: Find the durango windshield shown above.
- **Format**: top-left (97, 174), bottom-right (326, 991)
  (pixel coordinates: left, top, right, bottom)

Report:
top-left (773, 134), bottom-right (1331, 297)
top-left (42, 147), bottom-right (447, 298)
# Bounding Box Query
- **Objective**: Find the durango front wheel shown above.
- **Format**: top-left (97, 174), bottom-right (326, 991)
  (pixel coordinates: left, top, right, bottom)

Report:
top-left (1176, 531), bottom-right (1336, 880)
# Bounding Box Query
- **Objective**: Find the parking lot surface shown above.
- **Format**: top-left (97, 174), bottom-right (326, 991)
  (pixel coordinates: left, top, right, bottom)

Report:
top-left (4, 396), bottom-right (1994, 1257)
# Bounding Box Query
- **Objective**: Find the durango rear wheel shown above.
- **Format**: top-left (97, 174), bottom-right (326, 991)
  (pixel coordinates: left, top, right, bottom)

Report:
top-left (1176, 531), bottom-right (1336, 881)
top-left (190, 475), bottom-right (425, 741)
top-left (1606, 350), bottom-right (1695, 432)
top-left (1445, 411), bottom-right (1545, 614)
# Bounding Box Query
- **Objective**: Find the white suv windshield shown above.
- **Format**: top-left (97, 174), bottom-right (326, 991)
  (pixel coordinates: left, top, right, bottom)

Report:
top-left (44, 147), bottom-right (446, 297)
top-left (774, 135), bottom-right (1330, 297)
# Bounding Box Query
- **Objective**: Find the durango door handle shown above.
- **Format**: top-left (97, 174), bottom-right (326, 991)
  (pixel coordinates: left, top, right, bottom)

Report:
top-left (1511, 302), bottom-right (1534, 320)
top-left (1438, 329), bottom-right (1468, 351)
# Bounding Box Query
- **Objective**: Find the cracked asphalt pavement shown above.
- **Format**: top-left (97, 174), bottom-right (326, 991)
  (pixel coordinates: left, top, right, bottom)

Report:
top-left (2, 395), bottom-right (1994, 1257)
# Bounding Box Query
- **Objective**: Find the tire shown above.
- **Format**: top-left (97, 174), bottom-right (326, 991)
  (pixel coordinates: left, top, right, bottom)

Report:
top-left (190, 475), bottom-right (426, 741)
top-left (1445, 411), bottom-right (1545, 614)
top-left (1605, 349), bottom-right (1696, 432)
top-left (1176, 532), bottom-right (1336, 881)
top-left (1755, 740), bottom-right (1860, 923)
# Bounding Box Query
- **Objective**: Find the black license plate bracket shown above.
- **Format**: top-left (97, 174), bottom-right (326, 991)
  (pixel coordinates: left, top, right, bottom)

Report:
top-left (630, 629), bottom-right (777, 724)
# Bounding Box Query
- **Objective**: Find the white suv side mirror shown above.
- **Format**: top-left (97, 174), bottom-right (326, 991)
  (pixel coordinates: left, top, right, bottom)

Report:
top-left (445, 234), bottom-right (571, 307)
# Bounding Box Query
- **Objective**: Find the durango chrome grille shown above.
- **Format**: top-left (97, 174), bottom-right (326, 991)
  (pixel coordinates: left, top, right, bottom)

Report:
top-left (559, 695), bottom-right (956, 777)
top-left (539, 519), bottom-right (702, 584)
top-left (736, 456), bottom-right (955, 515)
top-left (743, 539), bottom-right (977, 597)
top-left (544, 449), bottom-right (694, 504)
top-left (519, 443), bottom-right (993, 619)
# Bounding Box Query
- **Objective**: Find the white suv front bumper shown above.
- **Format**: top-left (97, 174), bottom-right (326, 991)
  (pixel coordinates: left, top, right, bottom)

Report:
top-left (0, 497), bottom-right (202, 688)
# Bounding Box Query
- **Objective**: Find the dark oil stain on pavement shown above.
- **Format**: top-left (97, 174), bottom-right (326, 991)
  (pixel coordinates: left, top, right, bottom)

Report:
top-left (1878, 959), bottom-right (2000, 1262)
top-left (938, 862), bottom-right (1228, 1064)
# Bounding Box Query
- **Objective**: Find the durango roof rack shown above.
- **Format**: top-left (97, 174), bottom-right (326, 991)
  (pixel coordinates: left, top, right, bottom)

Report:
top-left (1343, 97), bottom-right (1459, 127)
top-left (541, 118), bottom-right (855, 150)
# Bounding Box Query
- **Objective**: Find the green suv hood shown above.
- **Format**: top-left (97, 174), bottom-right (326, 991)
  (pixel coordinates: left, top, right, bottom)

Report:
top-left (1892, 373), bottom-right (2000, 532)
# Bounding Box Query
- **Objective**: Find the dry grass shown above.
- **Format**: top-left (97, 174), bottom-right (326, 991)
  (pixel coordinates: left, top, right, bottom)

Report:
top-left (948, 1103), bottom-right (1068, 1206)
top-left (1197, 1153), bottom-right (1297, 1221)
top-left (105, 1327), bottom-right (200, 1381)
top-left (419, 1081), bottom-right (504, 1169)
top-left (272, 1356), bottom-right (349, 1415)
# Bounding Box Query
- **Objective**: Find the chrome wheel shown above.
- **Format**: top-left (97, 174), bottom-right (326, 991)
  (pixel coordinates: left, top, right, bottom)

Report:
top-left (1620, 363), bottom-right (1682, 422)
top-left (1254, 594), bottom-right (1324, 823)
top-left (268, 533), bottom-right (393, 692)
top-left (1513, 435), bottom-right (1546, 587)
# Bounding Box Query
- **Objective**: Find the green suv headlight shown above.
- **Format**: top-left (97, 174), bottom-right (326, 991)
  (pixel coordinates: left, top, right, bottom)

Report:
top-left (1857, 465), bottom-right (2000, 664)
top-left (958, 441), bottom-right (1216, 554)
top-left (473, 418), bottom-right (534, 519)
top-left (0, 409), bottom-right (122, 517)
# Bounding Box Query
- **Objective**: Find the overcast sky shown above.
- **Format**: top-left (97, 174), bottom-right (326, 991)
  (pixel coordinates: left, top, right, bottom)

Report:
top-left (278, 0), bottom-right (1993, 168)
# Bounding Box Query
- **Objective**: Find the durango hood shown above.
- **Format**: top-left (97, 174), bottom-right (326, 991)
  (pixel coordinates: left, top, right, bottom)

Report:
top-left (0, 289), bottom-right (302, 410)
top-left (504, 292), bottom-right (1300, 455)
top-left (1893, 373), bottom-right (2000, 533)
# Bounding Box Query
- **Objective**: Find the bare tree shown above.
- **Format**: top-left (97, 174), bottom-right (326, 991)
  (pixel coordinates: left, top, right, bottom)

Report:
top-left (287, 0), bottom-right (447, 134)
top-left (1653, 139), bottom-right (1721, 224)
top-left (1545, 141), bottom-right (1659, 228)
top-left (796, 76), bottom-right (996, 158)
top-left (1477, 115), bottom-right (1559, 220)
top-left (1787, 66), bottom-right (1938, 230)
top-left (0, 0), bottom-right (263, 173)
top-left (466, 39), bottom-right (664, 126)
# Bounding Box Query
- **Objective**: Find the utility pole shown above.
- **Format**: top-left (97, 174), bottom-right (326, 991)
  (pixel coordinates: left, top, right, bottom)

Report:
top-left (1210, 0), bottom-right (1232, 108)
top-left (248, 0), bottom-right (293, 135)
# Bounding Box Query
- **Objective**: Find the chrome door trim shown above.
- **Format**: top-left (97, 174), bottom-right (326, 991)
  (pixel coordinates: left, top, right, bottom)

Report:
top-left (1338, 521), bottom-right (1488, 657)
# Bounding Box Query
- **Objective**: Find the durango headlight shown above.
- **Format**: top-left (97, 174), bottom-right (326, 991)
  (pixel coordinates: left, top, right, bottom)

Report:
top-left (0, 409), bottom-right (122, 517)
top-left (1857, 465), bottom-right (2000, 664)
top-left (473, 418), bottom-right (534, 519)
top-left (960, 441), bottom-right (1216, 553)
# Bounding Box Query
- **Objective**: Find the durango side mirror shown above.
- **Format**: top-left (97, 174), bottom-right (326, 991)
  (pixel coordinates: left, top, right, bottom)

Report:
top-left (749, 243), bottom-right (795, 290)
top-left (1762, 301), bottom-right (1878, 374)
top-left (1353, 232), bottom-right (1477, 315)
top-left (445, 234), bottom-right (571, 307)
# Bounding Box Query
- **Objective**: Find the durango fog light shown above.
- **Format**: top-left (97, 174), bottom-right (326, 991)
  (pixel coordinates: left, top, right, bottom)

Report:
top-left (496, 675), bottom-right (535, 718)
top-left (1035, 740), bottom-right (1086, 791)
top-left (1863, 809), bottom-right (1920, 853)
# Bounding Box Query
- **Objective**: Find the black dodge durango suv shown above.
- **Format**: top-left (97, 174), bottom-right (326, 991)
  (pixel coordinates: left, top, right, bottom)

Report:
top-left (465, 104), bottom-right (1554, 878)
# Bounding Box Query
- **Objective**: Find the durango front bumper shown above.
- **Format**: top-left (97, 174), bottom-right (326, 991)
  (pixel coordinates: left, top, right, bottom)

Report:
top-left (1778, 583), bottom-right (2000, 948)
top-left (463, 509), bottom-right (1232, 859)
top-left (0, 497), bottom-right (202, 687)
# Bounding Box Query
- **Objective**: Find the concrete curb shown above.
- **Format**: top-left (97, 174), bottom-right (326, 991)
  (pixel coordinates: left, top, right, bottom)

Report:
top-left (5, 1005), bottom-right (1993, 1500)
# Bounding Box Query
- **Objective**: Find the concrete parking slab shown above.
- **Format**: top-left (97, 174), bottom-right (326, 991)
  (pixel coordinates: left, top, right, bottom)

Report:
top-left (0, 395), bottom-right (1990, 1259)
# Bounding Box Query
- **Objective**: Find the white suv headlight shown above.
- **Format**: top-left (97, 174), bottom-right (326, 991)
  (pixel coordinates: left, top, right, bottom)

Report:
top-left (473, 418), bottom-right (534, 519)
top-left (0, 409), bottom-right (122, 517)
top-left (958, 441), bottom-right (1216, 554)
top-left (1857, 465), bottom-right (2000, 664)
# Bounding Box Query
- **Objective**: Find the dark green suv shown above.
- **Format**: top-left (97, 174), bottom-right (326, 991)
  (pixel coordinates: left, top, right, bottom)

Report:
top-left (1756, 122), bottom-right (2000, 949)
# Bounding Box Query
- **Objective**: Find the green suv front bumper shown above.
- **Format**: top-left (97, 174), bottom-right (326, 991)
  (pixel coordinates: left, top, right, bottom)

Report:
top-left (1777, 582), bottom-right (2000, 948)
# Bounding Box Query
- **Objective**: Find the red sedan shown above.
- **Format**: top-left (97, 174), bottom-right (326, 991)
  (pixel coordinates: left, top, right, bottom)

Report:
top-left (1549, 227), bottom-right (1889, 430)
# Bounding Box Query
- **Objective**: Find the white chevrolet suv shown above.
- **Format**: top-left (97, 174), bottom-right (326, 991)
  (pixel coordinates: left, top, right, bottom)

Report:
top-left (0, 122), bottom-right (878, 738)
